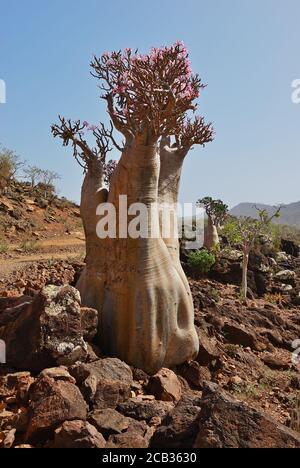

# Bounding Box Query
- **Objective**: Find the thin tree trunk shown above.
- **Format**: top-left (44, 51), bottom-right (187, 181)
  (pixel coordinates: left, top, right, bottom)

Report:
top-left (77, 161), bottom-right (108, 311)
top-left (158, 139), bottom-right (193, 301)
top-left (241, 249), bottom-right (249, 300)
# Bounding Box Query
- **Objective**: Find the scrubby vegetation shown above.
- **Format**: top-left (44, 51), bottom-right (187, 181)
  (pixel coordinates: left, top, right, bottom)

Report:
top-left (188, 249), bottom-right (216, 273)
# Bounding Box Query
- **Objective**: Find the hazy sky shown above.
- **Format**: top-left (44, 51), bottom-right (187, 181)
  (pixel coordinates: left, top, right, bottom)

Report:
top-left (1, 0), bottom-right (300, 207)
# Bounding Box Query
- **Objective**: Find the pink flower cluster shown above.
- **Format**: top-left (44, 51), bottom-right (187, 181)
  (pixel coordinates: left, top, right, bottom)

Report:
top-left (81, 122), bottom-right (98, 133)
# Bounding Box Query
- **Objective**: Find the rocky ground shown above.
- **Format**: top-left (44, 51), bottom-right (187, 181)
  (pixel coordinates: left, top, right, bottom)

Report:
top-left (0, 181), bottom-right (82, 241)
top-left (0, 241), bottom-right (300, 448)
top-left (1, 182), bottom-right (300, 448)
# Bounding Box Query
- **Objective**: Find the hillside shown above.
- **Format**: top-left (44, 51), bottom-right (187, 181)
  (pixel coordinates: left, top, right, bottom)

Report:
top-left (230, 202), bottom-right (300, 227)
top-left (0, 181), bottom-right (85, 269)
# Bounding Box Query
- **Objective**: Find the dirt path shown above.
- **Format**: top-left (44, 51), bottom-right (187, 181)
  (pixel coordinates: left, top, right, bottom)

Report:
top-left (9, 234), bottom-right (85, 251)
top-left (0, 235), bottom-right (86, 275)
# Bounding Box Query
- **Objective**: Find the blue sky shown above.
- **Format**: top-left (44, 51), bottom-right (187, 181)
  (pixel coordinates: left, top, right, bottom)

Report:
top-left (1, 0), bottom-right (300, 207)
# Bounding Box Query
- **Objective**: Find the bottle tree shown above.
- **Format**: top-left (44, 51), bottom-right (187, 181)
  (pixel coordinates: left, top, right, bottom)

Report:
top-left (52, 42), bottom-right (213, 374)
top-left (197, 197), bottom-right (228, 250)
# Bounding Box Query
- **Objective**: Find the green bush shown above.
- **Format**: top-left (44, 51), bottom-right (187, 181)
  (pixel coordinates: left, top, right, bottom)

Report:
top-left (187, 249), bottom-right (216, 273)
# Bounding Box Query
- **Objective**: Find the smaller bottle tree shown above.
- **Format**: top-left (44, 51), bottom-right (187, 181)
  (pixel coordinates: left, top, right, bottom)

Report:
top-left (197, 197), bottom-right (228, 250)
top-left (223, 207), bottom-right (281, 300)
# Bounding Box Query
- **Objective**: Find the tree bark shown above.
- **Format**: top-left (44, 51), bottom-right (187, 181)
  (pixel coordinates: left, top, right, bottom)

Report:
top-left (76, 160), bottom-right (108, 312)
top-left (241, 249), bottom-right (250, 300)
top-left (204, 215), bottom-right (220, 250)
top-left (97, 139), bottom-right (199, 374)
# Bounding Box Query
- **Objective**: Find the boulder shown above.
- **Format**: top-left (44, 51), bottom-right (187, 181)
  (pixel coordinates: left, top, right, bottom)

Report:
top-left (53, 420), bottom-right (106, 449)
top-left (69, 358), bottom-right (133, 409)
top-left (107, 419), bottom-right (152, 448)
top-left (88, 409), bottom-right (129, 437)
top-left (194, 385), bottom-right (300, 448)
top-left (0, 285), bottom-right (87, 372)
top-left (80, 307), bottom-right (98, 342)
top-left (118, 398), bottom-right (172, 422)
top-left (151, 392), bottom-right (202, 448)
top-left (275, 270), bottom-right (297, 285)
top-left (178, 361), bottom-right (211, 389)
top-left (281, 239), bottom-right (299, 258)
top-left (0, 429), bottom-right (16, 449)
top-left (147, 369), bottom-right (182, 402)
top-left (0, 407), bottom-right (29, 433)
top-left (222, 322), bottom-right (261, 350)
top-left (26, 375), bottom-right (88, 442)
top-left (40, 367), bottom-right (76, 384)
top-left (262, 354), bottom-right (291, 371)
top-left (0, 372), bottom-right (34, 403)
top-left (196, 329), bottom-right (220, 367)
top-left (0, 296), bottom-right (33, 316)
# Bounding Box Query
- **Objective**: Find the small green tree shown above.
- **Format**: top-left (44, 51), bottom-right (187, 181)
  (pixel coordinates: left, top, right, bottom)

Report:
top-left (197, 197), bottom-right (228, 250)
top-left (223, 208), bottom-right (281, 300)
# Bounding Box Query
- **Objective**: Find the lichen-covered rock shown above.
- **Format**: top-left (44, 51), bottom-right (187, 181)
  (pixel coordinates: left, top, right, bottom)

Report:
top-left (80, 307), bottom-right (98, 342)
top-left (0, 285), bottom-right (87, 372)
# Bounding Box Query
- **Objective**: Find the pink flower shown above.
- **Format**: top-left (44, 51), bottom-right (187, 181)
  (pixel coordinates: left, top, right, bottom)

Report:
top-left (83, 121), bottom-right (89, 128)
top-left (88, 125), bottom-right (97, 132)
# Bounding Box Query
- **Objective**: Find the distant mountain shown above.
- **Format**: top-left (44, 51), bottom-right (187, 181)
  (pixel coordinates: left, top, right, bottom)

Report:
top-left (230, 202), bottom-right (300, 227)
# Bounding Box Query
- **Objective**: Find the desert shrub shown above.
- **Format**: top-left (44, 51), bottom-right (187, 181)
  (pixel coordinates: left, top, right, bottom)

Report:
top-left (264, 293), bottom-right (289, 307)
top-left (0, 147), bottom-right (24, 191)
top-left (187, 249), bottom-right (216, 273)
top-left (19, 239), bottom-right (40, 253)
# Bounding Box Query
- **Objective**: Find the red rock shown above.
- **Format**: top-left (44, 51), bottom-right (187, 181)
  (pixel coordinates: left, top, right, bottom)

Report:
top-left (53, 420), bottom-right (106, 448)
top-left (178, 361), bottom-right (211, 389)
top-left (196, 329), bottom-right (220, 366)
top-left (151, 392), bottom-right (202, 449)
top-left (194, 385), bottom-right (300, 448)
top-left (118, 398), bottom-right (172, 422)
top-left (222, 322), bottom-right (260, 350)
top-left (0, 372), bottom-right (34, 403)
top-left (70, 358), bottom-right (133, 409)
top-left (88, 409), bottom-right (129, 437)
top-left (147, 368), bottom-right (182, 402)
top-left (26, 375), bottom-right (88, 442)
